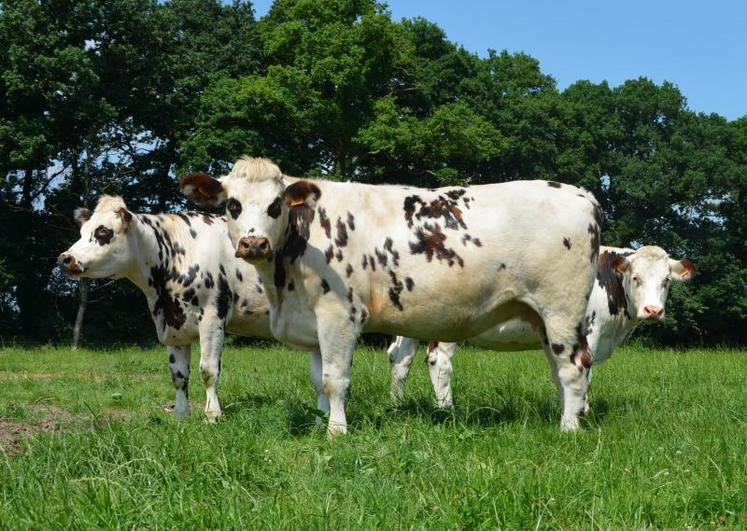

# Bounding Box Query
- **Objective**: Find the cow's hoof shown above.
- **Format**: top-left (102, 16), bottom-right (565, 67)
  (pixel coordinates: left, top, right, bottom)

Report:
top-left (205, 411), bottom-right (221, 424)
top-left (174, 410), bottom-right (190, 420)
top-left (560, 416), bottom-right (580, 432)
top-left (326, 423), bottom-right (348, 437)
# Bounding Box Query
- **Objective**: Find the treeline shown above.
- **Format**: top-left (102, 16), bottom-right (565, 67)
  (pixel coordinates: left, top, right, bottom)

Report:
top-left (0, 0), bottom-right (744, 347)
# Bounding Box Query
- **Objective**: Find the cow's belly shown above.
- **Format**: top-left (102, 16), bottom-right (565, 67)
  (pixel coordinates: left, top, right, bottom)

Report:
top-left (469, 318), bottom-right (542, 351)
top-left (226, 312), bottom-right (272, 338)
top-left (368, 293), bottom-right (540, 344)
top-left (269, 300), bottom-right (319, 351)
top-left (154, 315), bottom-right (199, 347)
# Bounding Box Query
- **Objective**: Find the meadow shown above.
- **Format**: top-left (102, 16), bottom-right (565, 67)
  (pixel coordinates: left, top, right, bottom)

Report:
top-left (0, 343), bottom-right (745, 529)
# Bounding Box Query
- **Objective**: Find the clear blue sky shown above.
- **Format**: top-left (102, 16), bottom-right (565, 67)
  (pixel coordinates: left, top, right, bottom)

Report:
top-left (250, 0), bottom-right (747, 120)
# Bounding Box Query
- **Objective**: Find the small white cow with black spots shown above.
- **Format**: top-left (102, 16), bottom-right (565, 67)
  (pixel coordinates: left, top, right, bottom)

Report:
top-left (181, 157), bottom-right (602, 434)
top-left (58, 196), bottom-right (272, 421)
top-left (388, 245), bottom-right (697, 409)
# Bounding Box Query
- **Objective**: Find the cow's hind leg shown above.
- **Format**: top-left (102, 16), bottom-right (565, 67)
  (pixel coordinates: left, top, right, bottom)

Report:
top-left (426, 342), bottom-right (456, 409)
top-left (168, 345), bottom-right (191, 419)
top-left (542, 321), bottom-right (593, 431)
top-left (198, 313), bottom-right (225, 423)
top-left (583, 366), bottom-right (594, 414)
top-left (388, 336), bottom-right (419, 403)
top-left (309, 351), bottom-right (330, 424)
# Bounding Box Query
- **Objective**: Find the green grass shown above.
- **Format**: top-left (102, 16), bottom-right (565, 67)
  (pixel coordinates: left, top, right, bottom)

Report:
top-left (0, 344), bottom-right (746, 529)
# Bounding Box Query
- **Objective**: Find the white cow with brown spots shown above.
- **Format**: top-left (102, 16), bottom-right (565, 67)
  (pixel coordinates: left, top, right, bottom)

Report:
top-left (58, 196), bottom-right (272, 421)
top-left (181, 157), bottom-right (602, 434)
top-left (388, 245), bottom-right (697, 410)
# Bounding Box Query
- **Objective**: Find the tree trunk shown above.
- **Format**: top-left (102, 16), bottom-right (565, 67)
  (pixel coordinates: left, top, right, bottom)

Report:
top-left (72, 279), bottom-right (89, 350)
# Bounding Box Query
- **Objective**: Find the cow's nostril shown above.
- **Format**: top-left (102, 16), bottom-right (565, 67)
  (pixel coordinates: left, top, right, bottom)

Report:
top-left (62, 256), bottom-right (72, 266)
top-left (258, 240), bottom-right (268, 250)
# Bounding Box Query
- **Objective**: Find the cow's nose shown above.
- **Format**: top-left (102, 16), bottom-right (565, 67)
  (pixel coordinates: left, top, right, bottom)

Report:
top-left (58, 253), bottom-right (82, 274)
top-left (235, 236), bottom-right (273, 260)
top-left (643, 305), bottom-right (664, 320)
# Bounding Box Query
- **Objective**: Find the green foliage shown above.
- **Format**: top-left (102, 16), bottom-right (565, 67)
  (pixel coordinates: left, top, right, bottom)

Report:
top-left (0, 0), bottom-right (744, 345)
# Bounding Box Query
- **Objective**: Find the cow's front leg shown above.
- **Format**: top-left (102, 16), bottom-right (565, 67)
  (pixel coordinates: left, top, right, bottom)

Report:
top-left (168, 345), bottom-right (191, 419)
top-left (309, 350), bottom-right (330, 424)
top-left (318, 322), bottom-right (357, 436)
top-left (198, 312), bottom-right (225, 423)
top-left (426, 341), bottom-right (456, 409)
top-left (388, 336), bottom-right (419, 403)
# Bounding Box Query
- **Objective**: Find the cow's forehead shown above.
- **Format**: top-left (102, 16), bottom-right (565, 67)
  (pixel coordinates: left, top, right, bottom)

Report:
top-left (630, 253), bottom-right (670, 276)
top-left (223, 175), bottom-right (283, 201)
top-left (81, 210), bottom-right (117, 232)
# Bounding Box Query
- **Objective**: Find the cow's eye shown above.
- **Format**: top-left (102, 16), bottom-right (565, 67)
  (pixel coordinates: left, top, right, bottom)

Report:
top-left (93, 226), bottom-right (114, 245)
top-left (267, 197), bottom-right (282, 218)
top-left (226, 198), bottom-right (242, 219)
top-left (632, 276), bottom-right (640, 286)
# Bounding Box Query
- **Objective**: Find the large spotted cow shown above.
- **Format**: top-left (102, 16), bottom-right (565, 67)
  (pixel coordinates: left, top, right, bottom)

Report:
top-left (181, 157), bottom-right (602, 434)
top-left (388, 245), bottom-right (697, 409)
top-left (57, 195), bottom-right (272, 421)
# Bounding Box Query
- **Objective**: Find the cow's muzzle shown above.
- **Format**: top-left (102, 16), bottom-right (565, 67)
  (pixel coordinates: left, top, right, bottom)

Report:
top-left (235, 236), bottom-right (273, 261)
top-left (641, 305), bottom-right (664, 321)
top-left (58, 253), bottom-right (84, 275)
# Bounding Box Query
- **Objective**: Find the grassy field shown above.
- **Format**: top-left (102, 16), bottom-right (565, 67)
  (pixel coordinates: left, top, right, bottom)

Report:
top-left (0, 344), bottom-right (745, 529)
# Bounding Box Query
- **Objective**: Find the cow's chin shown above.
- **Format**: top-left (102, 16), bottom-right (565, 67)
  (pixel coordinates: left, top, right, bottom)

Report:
top-left (638, 312), bottom-right (665, 322)
top-left (60, 265), bottom-right (85, 277)
top-left (237, 252), bottom-right (274, 264)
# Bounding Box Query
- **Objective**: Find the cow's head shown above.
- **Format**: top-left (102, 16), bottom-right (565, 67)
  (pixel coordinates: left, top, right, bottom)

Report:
top-left (58, 196), bottom-right (136, 278)
top-left (609, 245), bottom-right (697, 321)
top-left (180, 157), bottom-right (320, 263)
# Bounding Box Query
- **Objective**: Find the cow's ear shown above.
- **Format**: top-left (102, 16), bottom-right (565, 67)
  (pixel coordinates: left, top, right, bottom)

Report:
top-left (284, 180), bottom-right (321, 208)
top-left (180, 172), bottom-right (226, 207)
top-left (610, 255), bottom-right (630, 275)
top-left (116, 207), bottom-right (133, 230)
top-left (670, 258), bottom-right (697, 281)
top-left (73, 207), bottom-right (91, 226)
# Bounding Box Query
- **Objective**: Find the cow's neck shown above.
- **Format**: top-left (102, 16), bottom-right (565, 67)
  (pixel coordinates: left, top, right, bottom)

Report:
top-left (122, 215), bottom-right (172, 300)
top-left (253, 259), bottom-right (280, 306)
top-left (591, 308), bottom-right (636, 362)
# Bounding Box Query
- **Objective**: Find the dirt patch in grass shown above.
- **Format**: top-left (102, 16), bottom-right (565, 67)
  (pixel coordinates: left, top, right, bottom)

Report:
top-left (0, 405), bottom-right (130, 457)
top-left (0, 371), bottom-right (161, 382)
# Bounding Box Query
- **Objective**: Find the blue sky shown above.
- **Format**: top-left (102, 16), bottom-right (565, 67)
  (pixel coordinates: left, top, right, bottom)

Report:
top-left (250, 0), bottom-right (747, 120)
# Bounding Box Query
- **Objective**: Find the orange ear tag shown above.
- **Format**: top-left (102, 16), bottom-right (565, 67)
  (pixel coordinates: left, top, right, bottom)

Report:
top-left (289, 198), bottom-right (305, 207)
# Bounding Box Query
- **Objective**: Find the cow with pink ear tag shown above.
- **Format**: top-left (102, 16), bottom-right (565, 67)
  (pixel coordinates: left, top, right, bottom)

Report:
top-left (180, 157), bottom-right (602, 434)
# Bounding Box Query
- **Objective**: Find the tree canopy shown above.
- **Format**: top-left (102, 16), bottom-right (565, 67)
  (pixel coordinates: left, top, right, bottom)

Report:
top-left (1, 0), bottom-right (744, 346)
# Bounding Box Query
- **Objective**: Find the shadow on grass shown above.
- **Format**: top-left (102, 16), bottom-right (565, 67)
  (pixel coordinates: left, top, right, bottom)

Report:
top-left (214, 387), bottom-right (642, 436)
top-left (220, 392), bottom-right (277, 419)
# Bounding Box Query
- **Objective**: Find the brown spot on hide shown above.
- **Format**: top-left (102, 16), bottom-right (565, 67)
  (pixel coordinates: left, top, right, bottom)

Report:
top-left (409, 222), bottom-right (464, 267)
top-left (319, 207), bottom-right (332, 238)
top-left (335, 218), bottom-right (348, 247)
